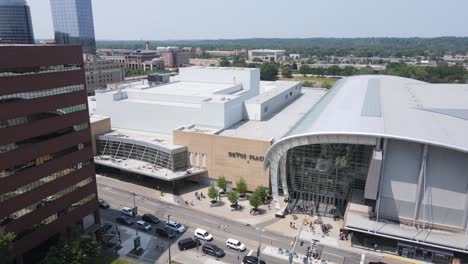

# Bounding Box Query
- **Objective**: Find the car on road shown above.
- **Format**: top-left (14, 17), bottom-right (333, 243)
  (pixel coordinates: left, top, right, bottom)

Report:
top-left (202, 243), bottom-right (225, 258)
top-left (116, 216), bottom-right (134, 226)
top-left (178, 237), bottom-right (200, 251)
top-left (242, 256), bottom-right (266, 264)
top-left (194, 228), bottom-right (213, 241)
top-left (121, 207), bottom-right (135, 217)
top-left (98, 199), bottom-right (110, 209)
top-left (226, 238), bottom-right (246, 251)
top-left (100, 223), bottom-right (113, 234)
top-left (136, 220), bottom-right (151, 231)
top-left (142, 213), bottom-right (160, 224)
top-left (166, 220), bottom-right (186, 233)
top-left (155, 227), bottom-right (176, 239)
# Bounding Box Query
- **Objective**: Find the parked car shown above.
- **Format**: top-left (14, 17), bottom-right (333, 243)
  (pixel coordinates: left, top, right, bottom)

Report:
top-left (116, 216), bottom-right (134, 226)
top-left (155, 227), bottom-right (176, 239)
top-left (226, 238), bottom-right (246, 251)
top-left (142, 213), bottom-right (160, 224)
top-left (100, 223), bottom-right (113, 234)
top-left (194, 228), bottom-right (213, 241)
top-left (166, 220), bottom-right (186, 233)
top-left (98, 199), bottom-right (110, 209)
top-left (121, 207), bottom-right (135, 217)
top-left (202, 243), bottom-right (225, 258)
top-left (178, 237), bottom-right (200, 250)
top-left (242, 256), bottom-right (266, 264)
top-left (136, 220), bottom-right (151, 231)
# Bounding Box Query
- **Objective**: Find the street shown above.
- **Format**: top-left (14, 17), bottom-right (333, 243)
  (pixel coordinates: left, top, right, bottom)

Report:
top-left (98, 182), bottom-right (295, 264)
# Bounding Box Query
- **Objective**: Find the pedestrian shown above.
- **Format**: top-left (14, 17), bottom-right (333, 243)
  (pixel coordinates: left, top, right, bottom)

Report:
top-left (290, 221), bottom-right (292, 228)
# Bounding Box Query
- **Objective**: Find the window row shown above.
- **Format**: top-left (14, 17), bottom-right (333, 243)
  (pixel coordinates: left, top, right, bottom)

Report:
top-left (14, 193), bottom-right (96, 240)
top-left (0, 160), bottom-right (91, 203)
top-left (0, 84), bottom-right (84, 101)
top-left (0, 143), bottom-right (91, 179)
top-left (0, 104), bottom-right (87, 129)
top-left (0, 122), bottom-right (89, 154)
top-left (0, 177), bottom-right (94, 227)
top-left (0, 64), bottom-right (83, 77)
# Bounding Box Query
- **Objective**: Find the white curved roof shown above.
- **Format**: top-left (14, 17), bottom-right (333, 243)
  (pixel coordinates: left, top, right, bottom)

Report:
top-left (266, 75), bottom-right (468, 161)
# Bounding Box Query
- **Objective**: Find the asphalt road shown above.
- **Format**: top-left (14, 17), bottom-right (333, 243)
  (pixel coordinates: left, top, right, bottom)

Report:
top-left (98, 182), bottom-right (297, 264)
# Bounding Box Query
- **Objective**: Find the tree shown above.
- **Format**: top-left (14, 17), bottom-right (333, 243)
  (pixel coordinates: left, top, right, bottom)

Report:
top-left (208, 184), bottom-right (219, 201)
top-left (249, 193), bottom-right (261, 210)
top-left (299, 64), bottom-right (311, 76)
top-left (0, 228), bottom-right (15, 264)
top-left (219, 59), bottom-right (230, 67)
top-left (217, 176), bottom-right (227, 193)
top-left (227, 191), bottom-right (239, 206)
top-left (260, 62), bottom-right (278, 81)
top-left (254, 186), bottom-right (268, 203)
top-left (291, 63), bottom-right (298, 71)
top-left (236, 178), bottom-right (248, 197)
top-left (42, 236), bottom-right (102, 264)
top-left (281, 66), bottom-right (293, 78)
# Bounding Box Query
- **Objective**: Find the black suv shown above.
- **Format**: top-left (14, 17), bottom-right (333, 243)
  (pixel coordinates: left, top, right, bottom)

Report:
top-left (242, 256), bottom-right (266, 264)
top-left (116, 216), bottom-right (134, 226)
top-left (178, 238), bottom-right (200, 250)
top-left (142, 213), bottom-right (160, 224)
top-left (202, 243), bottom-right (225, 258)
top-left (155, 227), bottom-right (176, 239)
top-left (100, 223), bottom-right (113, 234)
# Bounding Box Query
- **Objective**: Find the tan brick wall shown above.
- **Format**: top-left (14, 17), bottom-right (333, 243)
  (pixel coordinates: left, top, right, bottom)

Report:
top-left (173, 130), bottom-right (271, 191)
top-left (90, 117), bottom-right (111, 155)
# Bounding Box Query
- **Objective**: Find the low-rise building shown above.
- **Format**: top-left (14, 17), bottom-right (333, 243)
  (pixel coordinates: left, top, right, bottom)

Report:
top-left (248, 49), bottom-right (286, 62)
top-left (84, 59), bottom-right (125, 95)
top-left (160, 47), bottom-right (190, 68)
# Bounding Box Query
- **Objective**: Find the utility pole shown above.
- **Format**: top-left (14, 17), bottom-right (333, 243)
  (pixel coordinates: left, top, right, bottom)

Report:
top-left (167, 214), bottom-right (172, 264)
top-left (133, 192), bottom-right (138, 236)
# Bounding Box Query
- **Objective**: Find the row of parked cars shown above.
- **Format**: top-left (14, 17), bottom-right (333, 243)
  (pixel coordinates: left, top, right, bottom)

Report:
top-left (102, 200), bottom-right (265, 263)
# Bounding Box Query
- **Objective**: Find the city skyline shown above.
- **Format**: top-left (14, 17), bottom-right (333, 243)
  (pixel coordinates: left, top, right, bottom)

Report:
top-left (29, 0), bottom-right (468, 41)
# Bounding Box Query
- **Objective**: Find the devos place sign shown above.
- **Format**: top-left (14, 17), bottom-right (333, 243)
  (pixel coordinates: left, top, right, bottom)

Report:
top-left (228, 152), bottom-right (264, 162)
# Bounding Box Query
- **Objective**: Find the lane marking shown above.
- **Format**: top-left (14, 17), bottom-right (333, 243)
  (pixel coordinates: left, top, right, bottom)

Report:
top-left (247, 249), bottom-right (253, 256)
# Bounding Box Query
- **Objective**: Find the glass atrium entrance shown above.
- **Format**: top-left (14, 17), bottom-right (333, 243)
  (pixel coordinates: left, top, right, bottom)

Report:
top-left (284, 144), bottom-right (373, 214)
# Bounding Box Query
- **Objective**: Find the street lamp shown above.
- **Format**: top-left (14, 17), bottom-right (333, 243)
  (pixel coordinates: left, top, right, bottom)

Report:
top-left (256, 228), bottom-right (265, 264)
top-left (167, 214), bottom-right (172, 264)
top-left (132, 192), bottom-right (138, 236)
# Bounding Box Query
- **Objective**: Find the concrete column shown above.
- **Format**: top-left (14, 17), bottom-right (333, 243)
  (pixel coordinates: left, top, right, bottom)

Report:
top-left (413, 144), bottom-right (428, 225)
top-left (279, 154), bottom-right (289, 199)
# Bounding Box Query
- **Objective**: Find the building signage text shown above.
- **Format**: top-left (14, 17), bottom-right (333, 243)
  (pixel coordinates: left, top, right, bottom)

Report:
top-left (228, 152), bottom-right (264, 162)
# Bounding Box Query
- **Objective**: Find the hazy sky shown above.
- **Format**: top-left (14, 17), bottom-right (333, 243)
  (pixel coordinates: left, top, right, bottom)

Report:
top-left (29, 0), bottom-right (468, 40)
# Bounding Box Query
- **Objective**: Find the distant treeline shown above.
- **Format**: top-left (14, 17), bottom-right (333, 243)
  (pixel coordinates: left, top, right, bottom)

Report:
top-left (297, 62), bottom-right (467, 83)
top-left (97, 37), bottom-right (468, 58)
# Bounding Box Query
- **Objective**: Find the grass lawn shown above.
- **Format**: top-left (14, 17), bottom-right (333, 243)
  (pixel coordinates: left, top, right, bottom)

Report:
top-left (279, 76), bottom-right (339, 88)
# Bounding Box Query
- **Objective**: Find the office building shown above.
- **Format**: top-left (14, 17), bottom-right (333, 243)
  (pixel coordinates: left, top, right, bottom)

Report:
top-left (0, 45), bottom-right (100, 263)
top-left (248, 49), bottom-right (286, 62)
top-left (264, 75), bottom-right (468, 262)
top-left (160, 47), bottom-right (190, 68)
top-left (50, 0), bottom-right (96, 54)
top-left (0, 0), bottom-right (34, 44)
top-left (84, 59), bottom-right (125, 95)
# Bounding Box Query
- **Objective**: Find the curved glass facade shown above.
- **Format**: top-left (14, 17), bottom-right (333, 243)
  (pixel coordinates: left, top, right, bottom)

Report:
top-left (0, 1), bottom-right (34, 44)
top-left (50, 0), bottom-right (96, 54)
top-left (285, 143), bottom-right (373, 208)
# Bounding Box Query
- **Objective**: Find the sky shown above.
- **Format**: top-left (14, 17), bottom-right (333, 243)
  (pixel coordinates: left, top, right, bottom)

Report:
top-left (29, 0), bottom-right (468, 40)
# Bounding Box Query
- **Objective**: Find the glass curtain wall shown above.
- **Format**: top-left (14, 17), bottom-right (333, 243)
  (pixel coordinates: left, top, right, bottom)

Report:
top-left (286, 143), bottom-right (373, 208)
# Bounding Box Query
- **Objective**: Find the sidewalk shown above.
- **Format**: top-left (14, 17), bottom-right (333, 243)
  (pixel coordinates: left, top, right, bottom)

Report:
top-left (97, 175), bottom-right (279, 226)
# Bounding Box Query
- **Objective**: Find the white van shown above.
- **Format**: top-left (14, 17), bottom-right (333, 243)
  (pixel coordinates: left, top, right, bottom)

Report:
top-left (194, 228), bottom-right (213, 241)
top-left (226, 238), bottom-right (246, 251)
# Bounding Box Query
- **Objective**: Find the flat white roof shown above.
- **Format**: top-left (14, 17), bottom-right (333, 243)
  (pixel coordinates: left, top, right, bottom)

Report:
top-left (246, 81), bottom-right (301, 104)
top-left (220, 88), bottom-right (327, 141)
